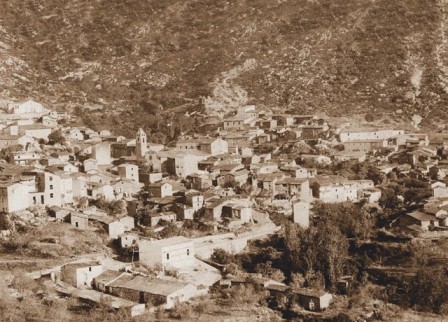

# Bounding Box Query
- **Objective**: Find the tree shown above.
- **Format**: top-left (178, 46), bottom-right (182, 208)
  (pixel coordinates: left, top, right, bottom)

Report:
top-left (410, 267), bottom-right (448, 314)
top-left (112, 200), bottom-right (127, 215)
top-left (210, 248), bottom-right (234, 265)
top-left (289, 273), bottom-right (306, 290)
top-left (365, 113), bottom-right (375, 122)
top-left (255, 261), bottom-right (285, 282)
top-left (284, 221), bottom-right (348, 290)
top-left (313, 202), bottom-right (374, 239)
top-left (313, 223), bottom-right (348, 288)
top-left (284, 222), bottom-right (302, 271)
top-left (379, 188), bottom-right (401, 209)
top-left (0, 144), bottom-right (22, 162)
top-left (77, 197), bottom-right (89, 209)
top-left (48, 130), bottom-right (66, 145)
top-left (158, 221), bottom-right (180, 238)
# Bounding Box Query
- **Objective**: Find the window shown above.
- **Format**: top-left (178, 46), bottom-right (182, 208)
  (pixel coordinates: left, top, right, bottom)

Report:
top-left (89, 267), bottom-right (92, 272)
top-left (166, 253), bottom-right (170, 260)
top-left (50, 193), bottom-right (53, 198)
top-left (50, 185), bottom-right (53, 190)
top-left (187, 249), bottom-right (190, 256)
top-left (49, 176), bottom-right (53, 181)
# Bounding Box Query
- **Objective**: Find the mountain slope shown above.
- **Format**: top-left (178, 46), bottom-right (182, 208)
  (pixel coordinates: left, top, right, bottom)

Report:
top-left (0, 0), bottom-right (446, 136)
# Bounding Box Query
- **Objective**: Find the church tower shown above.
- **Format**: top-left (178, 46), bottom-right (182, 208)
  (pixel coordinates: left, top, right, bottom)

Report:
top-left (136, 128), bottom-right (148, 158)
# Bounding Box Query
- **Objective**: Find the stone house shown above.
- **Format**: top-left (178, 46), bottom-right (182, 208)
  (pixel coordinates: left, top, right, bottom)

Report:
top-left (86, 182), bottom-right (115, 201)
top-left (310, 176), bottom-right (358, 203)
top-left (186, 173), bottom-right (213, 191)
top-left (176, 138), bottom-right (228, 156)
top-left (0, 133), bottom-right (34, 150)
top-left (148, 212), bottom-right (176, 227)
top-left (148, 182), bottom-right (173, 198)
top-left (139, 236), bottom-right (195, 269)
top-left (19, 124), bottom-right (52, 140)
top-left (70, 211), bottom-right (89, 229)
top-left (108, 275), bottom-right (198, 309)
top-left (25, 171), bottom-right (63, 207)
top-left (7, 99), bottom-right (45, 115)
top-left (342, 139), bottom-right (387, 153)
top-left (339, 128), bottom-right (404, 143)
top-left (432, 181), bottom-right (448, 198)
top-left (119, 233), bottom-right (139, 248)
top-left (92, 143), bottom-right (111, 165)
top-left (83, 158), bottom-right (98, 173)
top-left (62, 261), bottom-right (103, 288)
top-left (185, 191), bottom-right (204, 211)
top-left (221, 203), bottom-right (253, 223)
top-left (301, 125), bottom-right (326, 140)
top-left (93, 270), bottom-right (126, 292)
top-left (112, 180), bottom-right (144, 199)
top-left (160, 149), bottom-right (209, 178)
top-left (293, 289), bottom-right (333, 311)
top-left (223, 116), bottom-right (247, 131)
top-left (223, 169), bottom-right (249, 188)
top-left (9, 151), bottom-right (41, 165)
top-left (275, 178), bottom-right (310, 200)
top-left (398, 211), bottom-right (439, 231)
top-left (117, 164), bottom-right (139, 183)
top-left (0, 181), bottom-right (32, 213)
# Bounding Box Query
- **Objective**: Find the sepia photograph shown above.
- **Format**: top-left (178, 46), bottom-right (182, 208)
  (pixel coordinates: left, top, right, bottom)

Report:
top-left (0, 0), bottom-right (448, 321)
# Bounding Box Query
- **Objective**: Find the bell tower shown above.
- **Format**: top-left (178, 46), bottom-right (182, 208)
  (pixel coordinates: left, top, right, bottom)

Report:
top-left (136, 128), bottom-right (148, 158)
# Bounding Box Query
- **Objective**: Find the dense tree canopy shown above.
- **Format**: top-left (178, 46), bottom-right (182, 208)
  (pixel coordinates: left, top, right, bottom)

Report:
top-left (284, 221), bottom-right (349, 289)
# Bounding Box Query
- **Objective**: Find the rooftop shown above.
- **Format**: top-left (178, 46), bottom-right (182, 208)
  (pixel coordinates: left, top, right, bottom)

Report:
top-left (407, 211), bottom-right (437, 222)
top-left (94, 270), bottom-right (124, 285)
top-left (295, 288), bottom-right (329, 298)
top-left (120, 276), bottom-right (189, 296)
top-left (141, 236), bottom-right (192, 247)
top-left (64, 261), bottom-right (101, 270)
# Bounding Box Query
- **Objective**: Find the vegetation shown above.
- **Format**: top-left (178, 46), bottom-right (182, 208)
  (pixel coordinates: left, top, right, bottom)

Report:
top-left (48, 130), bottom-right (66, 145)
top-left (410, 267), bottom-right (448, 314)
top-left (1, 0), bottom-right (447, 136)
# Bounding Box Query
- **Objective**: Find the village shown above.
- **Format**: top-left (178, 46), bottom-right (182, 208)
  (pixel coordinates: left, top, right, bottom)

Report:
top-left (0, 99), bottom-right (448, 320)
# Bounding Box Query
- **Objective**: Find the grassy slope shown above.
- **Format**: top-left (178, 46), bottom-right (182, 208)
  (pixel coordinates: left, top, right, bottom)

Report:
top-left (0, 0), bottom-right (446, 134)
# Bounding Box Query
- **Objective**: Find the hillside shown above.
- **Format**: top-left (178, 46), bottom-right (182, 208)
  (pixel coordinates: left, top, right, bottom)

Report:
top-left (1, 0), bottom-right (447, 137)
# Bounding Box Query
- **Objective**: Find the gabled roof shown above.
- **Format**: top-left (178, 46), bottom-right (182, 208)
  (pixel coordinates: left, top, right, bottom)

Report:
top-left (106, 273), bottom-right (134, 288)
top-left (64, 261), bottom-right (101, 270)
top-left (148, 181), bottom-right (172, 188)
top-left (94, 270), bottom-right (125, 285)
top-left (226, 169), bottom-right (250, 177)
top-left (277, 177), bottom-right (308, 185)
top-left (295, 288), bottom-right (330, 298)
top-left (256, 172), bottom-right (285, 182)
top-left (406, 211), bottom-right (437, 222)
top-left (141, 236), bottom-right (192, 247)
top-left (310, 175), bottom-right (351, 186)
top-left (158, 148), bottom-right (209, 158)
top-left (119, 276), bottom-right (190, 296)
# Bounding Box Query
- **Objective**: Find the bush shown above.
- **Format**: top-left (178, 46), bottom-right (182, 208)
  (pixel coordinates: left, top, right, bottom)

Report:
top-left (410, 266), bottom-right (448, 314)
top-left (365, 113), bottom-right (375, 122)
top-left (48, 130), bottom-right (66, 145)
top-left (210, 248), bottom-right (234, 265)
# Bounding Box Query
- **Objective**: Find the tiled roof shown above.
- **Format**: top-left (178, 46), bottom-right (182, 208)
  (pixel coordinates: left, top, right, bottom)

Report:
top-left (119, 276), bottom-right (189, 296)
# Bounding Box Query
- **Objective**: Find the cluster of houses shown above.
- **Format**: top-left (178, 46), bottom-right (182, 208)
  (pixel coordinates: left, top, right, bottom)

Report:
top-left (397, 181), bottom-right (448, 233)
top-left (4, 99), bottom-right (448, 316)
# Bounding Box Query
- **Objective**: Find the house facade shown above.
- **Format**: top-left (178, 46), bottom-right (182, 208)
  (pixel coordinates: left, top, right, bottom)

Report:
top-left (62, 262), bottom-right (103, 288)
top-left (139, 236), bottom-right (195, 269)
